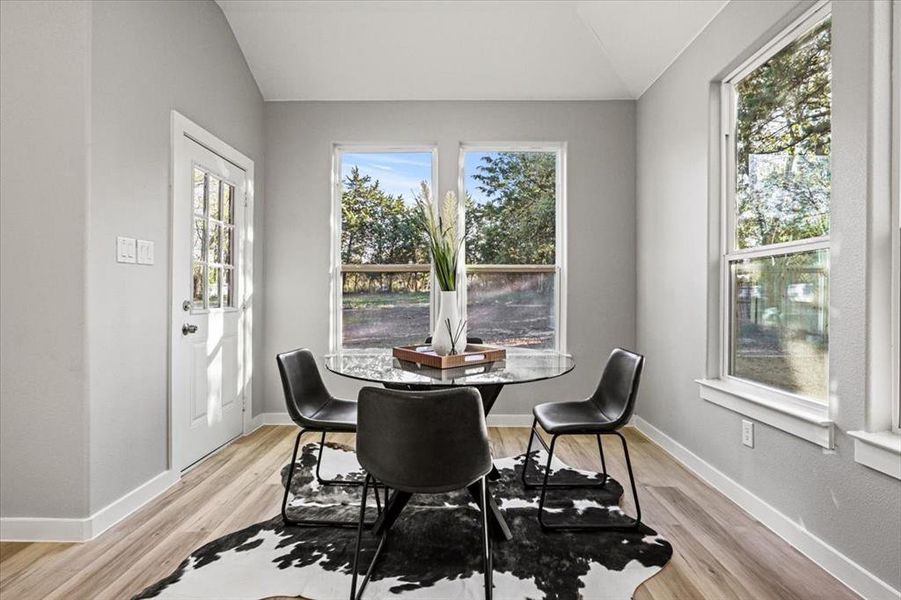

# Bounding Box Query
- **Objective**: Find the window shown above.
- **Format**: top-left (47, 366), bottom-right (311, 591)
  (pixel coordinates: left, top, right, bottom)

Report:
top-left (722, 8), bottom-right (831, 404)
top-left (461, 145), bottom-right (565, 350)
top-left (192, 165), bottom-right (237, 309)
top-left (333, 148), bottom-right (435, 350)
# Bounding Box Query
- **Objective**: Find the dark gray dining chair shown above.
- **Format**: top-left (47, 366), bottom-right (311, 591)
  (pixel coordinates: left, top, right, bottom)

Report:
top-left (521, 347), bottom-right (645, 531)
top-left (276, 348), bottom-right (381, 527)
top-left (349, 387), bottom-right (494, 600)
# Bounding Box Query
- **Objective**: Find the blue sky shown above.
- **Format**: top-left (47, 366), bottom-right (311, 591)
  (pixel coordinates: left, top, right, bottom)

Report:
top-left (340, 151), bottom-right (494, 205)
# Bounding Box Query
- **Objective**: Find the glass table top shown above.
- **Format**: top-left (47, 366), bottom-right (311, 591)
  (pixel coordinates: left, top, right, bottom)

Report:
top-left (324, 348), bottom-right (575, 386)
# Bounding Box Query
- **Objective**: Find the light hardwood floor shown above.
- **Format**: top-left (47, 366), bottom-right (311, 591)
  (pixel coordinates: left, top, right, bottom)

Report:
top-left (0, 426), bottom-right (859, 600)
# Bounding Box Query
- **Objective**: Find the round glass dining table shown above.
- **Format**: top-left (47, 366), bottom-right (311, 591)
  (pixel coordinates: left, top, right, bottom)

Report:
top-left (324, 347), bottom-right (575, 541)
top-left (324, 347), bottom-right (575, 413)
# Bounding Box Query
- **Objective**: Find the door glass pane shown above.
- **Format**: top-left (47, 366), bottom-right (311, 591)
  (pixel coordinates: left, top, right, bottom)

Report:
top-left (193, 218), bottom-right (206, 262)
top-left (193, 168), bottom-right (206, 215)
top-left (209, 224), bottom-right (222, 265)
top-left (466, 271), bottom-right (555, 349)
top-left (730, 249), bottom-right (828, 401)
top-left (223, 268), bottom-right (233, 308)
top-left (192, 263), bottom-right (205, 308)
top-left (733, 18), bottom-right (831, 249)
top-left (223, 184), bottom-right (233, 224)
top-left (223, 226), bottom-right (234, 266)
top-left (208, 267), bottom-right (221, 308)
top-left (208, 176), bottom-right (221, 221)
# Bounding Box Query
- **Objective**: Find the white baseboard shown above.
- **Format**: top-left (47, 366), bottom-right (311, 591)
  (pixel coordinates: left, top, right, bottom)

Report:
top-left (632, 415), bottom-right (901, 600)
top-left (252, 411), bottom-right (534, 428)
top-left (0, 469), bottom-right (179, 543)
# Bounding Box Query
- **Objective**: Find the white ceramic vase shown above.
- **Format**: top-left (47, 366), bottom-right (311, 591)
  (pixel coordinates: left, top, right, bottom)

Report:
top-left (432, 290), bottom-right (462, 356)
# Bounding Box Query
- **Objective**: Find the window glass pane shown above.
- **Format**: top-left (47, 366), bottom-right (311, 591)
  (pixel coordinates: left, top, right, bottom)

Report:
top-left (734, 18), bottom-right (831, 249)
top-left (730, 249), bottom-right (828, 401)
top-left (208, 176), bottom-right (221, 221)
top-left (340, 152), bottom-right (431, 265)
top-left (342, 271), bottom-right (430, 348)
top-left (208, 267), bottom-right (221, 308)
top-left (223, 268), bottom-right (233, 308)
top-left (467, 271), bottom-right (555, 349)
top-left (223, 226), bottom-right (234, 266)
top-left (192, 263), bottom-right (205, 308)
top-left (339, 151), bottom-right (433, 349)
top-left (193, 168), bottom-right (205, 215)
top-left (193, 218), bottom-right (206, 262)
top-left (223, 184), bottom-right (233, 224)
top-left (209, 224), bottom-right (222, 265)
top-left (464, 151), bottom-right (556, 265)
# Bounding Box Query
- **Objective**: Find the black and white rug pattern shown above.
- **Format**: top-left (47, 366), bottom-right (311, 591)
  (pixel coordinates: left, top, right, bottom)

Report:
top-left (136, 433), bottom-right (672, 599)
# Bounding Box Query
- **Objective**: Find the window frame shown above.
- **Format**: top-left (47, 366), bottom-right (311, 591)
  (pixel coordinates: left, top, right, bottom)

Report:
top-left (329, 144), bottom-right (439, 353)
top-left (718, 1), bottom-right (832, 410)
top-left (191, 161), bottom-right (241, 314)
top-left (457, 142), bottom-right (567, 354)
top-left (893, 0), bottom-right (901, 434)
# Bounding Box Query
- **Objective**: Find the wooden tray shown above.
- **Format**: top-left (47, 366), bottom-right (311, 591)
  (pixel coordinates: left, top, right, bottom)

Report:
top-left (393, 344), bottom-right (506, 369)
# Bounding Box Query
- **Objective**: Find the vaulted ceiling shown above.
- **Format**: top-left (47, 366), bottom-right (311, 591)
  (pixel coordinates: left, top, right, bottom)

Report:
top-left (216, 0), bottom-right (728, 101)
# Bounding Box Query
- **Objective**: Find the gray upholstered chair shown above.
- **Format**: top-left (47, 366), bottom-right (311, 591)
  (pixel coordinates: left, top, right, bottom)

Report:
top-left (522, 347), bottom-right (645, 531)
top-left (349, 387), bottom-right (494, 600)
top-left (276, 348), bottom-right (380, 527)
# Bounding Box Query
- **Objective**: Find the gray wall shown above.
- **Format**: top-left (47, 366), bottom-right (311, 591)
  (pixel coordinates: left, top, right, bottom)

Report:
top-left (88, 0), bottom-right (265, 513)
top-left (0, 0), bottom-right (93, 519)
top-left (263, 101), bottom-right (636, 415)
top-left (0, 0), bottom-right (264, 520)
top-left (636, 0), bottom-right (901, 589)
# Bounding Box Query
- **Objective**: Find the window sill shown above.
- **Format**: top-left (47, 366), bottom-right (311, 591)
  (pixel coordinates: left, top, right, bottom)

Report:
top-left (847, 430), bottom-right (901, 480)
top-left (696, 378), bottom-right (834, 448)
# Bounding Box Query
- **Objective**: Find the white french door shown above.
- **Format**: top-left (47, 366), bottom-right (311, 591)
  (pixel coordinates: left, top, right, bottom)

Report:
top-left (171, 124), bottom-right (248, 471)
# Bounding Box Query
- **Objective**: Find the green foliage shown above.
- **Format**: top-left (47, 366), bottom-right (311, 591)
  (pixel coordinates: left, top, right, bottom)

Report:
top-left (466, 152), bottom-right (556, 264)
top-left (341, 166), bottom-right (426, 265)
top-left (413, 183), bottom-right (462, 291)
top-left (735, 18), bottom-right (831, 249)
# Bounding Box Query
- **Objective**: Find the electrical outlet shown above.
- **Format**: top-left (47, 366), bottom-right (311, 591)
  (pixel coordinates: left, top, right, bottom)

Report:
top-left (742, 420), bottom-right (754, 448)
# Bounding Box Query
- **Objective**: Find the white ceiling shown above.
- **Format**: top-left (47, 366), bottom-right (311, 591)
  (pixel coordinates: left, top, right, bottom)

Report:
top-left (216, 0), bottom-right (728, 101)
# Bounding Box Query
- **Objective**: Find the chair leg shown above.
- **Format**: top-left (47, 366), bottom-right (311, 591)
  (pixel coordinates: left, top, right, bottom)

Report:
top-left (520, 418), bottom-right (538, 489)
top-left (315, 431), bottom-right (374, 489)
top-left (537, 431), bottom-right (642, 531)
top-left (349, 474), bottom-right (369, 600)
top-left (350, 473), bottom-right (389, 600)
top-left (480, 476), bottom-right (493, 600)
top-left (522, 425), bottom-right (609, 490)
top-left (282, 429), bottom-right (376, 528)
top-left (596, 434), bottom-right (608, 485)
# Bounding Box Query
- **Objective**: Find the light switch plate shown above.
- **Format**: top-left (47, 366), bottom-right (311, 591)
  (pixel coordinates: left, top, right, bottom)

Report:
top-left (117, 236), bottom-right (136, 263)
top-left (137, 240), bottom-right (154, 265)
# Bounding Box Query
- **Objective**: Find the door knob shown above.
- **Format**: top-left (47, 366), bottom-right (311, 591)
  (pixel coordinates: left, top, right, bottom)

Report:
top-left (182, 323), bottom-right (198, 336)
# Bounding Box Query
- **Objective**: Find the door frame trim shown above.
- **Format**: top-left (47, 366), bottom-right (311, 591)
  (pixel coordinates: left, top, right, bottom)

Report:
top-left (169, 110), bottom-right (255, 471)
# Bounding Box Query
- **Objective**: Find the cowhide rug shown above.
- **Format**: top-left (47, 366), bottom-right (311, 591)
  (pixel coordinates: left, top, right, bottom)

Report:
top-left (136, 432), bottom-right (672, 599)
